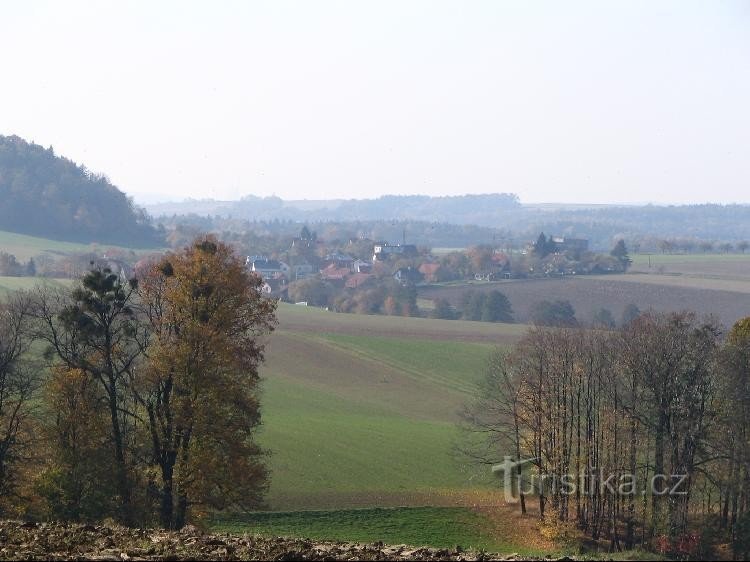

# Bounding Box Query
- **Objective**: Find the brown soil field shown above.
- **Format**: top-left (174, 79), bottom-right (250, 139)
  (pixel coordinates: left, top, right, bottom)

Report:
top-left (419, 276), bottom-right (750, 328)
top-left (0, 520), bottom-right (557, 561)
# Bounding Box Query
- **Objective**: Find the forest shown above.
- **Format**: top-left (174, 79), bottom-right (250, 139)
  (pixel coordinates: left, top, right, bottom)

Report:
top-left (464, 313), bottom-right (750, 558)
top-left (0, 135), bottom-right (162, 246)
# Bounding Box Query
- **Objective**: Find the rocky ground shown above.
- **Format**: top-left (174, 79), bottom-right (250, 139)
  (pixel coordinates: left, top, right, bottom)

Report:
top-left (0, 520), bottom-right (574, 561)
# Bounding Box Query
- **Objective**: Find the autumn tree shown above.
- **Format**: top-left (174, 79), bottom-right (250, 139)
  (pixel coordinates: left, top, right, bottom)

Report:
top-left (35, 366), bottom-right (117, 522)
top-left (137, 238), bottom-right (276, 529)
top-left (0, 293), bottom-right (37, 514)
top-left (32, 269), bottom-right (145, 524)
top-left (431, 298), bottom-right (456, 320)
top-left (287, 277), bottom-right (332, 306)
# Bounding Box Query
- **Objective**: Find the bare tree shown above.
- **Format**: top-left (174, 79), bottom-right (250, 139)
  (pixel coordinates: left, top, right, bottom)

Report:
top-left (0, 293), bottom-right (38, 511)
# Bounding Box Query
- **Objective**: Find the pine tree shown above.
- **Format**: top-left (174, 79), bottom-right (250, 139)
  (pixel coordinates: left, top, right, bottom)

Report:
top-left (611, 239), bottom-right (632, 270)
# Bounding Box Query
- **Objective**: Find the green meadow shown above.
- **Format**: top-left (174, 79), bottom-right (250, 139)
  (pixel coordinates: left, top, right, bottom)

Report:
top-left (257, 306), bottom-right (517, 510)
top-left (0, 229), bottom-right (156, 261)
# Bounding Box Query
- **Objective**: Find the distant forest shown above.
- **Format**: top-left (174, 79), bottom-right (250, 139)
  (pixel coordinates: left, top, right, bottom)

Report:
top-left (152, 197), bottom-right (750, 251)
top-left (3, 132), bottom-right (749, 250)
top-left (0, 135), bottom-right (162, 246)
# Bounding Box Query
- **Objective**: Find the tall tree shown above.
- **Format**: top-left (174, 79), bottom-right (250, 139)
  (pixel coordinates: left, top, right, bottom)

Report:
top-left (534, 233), bottom-right (551, 258)
top-left (0, 293), bottom-right (37, 513)
top-left (481, 290), bottom-right (514, 323)
top-left (610, 240), bottom-right (632, 270)
top-left (138, 237), bottom-right (276, 529)
top-left (33, 269), bottom-right (145, 524)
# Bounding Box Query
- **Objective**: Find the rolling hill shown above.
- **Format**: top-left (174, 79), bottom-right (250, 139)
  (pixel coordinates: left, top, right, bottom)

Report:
top-left (0, 135), bottom-right (162, 246)
top-left (258, 304), bottom-right (526, 510)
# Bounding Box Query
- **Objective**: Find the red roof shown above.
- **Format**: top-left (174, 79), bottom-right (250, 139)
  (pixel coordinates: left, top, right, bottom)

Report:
top-left (320, 264), bottom-right (350, 280)
top-left (418, 263), bottom-right (441, 276)
top-left (345, 273), bottom-right (374, 289)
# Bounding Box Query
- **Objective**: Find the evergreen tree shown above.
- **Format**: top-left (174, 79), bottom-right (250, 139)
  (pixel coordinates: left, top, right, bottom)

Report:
top-left (481, 290), bottom-right (514, 323)
top-left (611, 239), bottom-right (632, 270)
top-left (533, 233), bottom-right (550, 257)
top-left (461, 290), bottom-right (486, 321)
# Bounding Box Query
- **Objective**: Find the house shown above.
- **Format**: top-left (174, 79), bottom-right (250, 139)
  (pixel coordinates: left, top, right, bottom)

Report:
top-left (260, 278), bottom-right (287, 298)
top-left (247, 257), bottom-right (290, 280)
top-left (352, 259), bottom-right (372, 273)
top-left (291, 262), bottom-right (314, 280)
top-left (550, 237), bottom-right (589, 254)
top-left (474, 270), bottom-right (505, 282)
top-left (393, 266), bottom-right (424, 285)
top-left (323, 252), bottom-right (354, 268)
top-left (373, 243), bottom-right (418, 261)
top-left (345, 273), bottom-right (374, 289)
top-left (473, 252), bottom-right (510, 281)
top-left (418, 262), bottom-right (441, 283)
top-left (320, 263), bottom-right (351, 281)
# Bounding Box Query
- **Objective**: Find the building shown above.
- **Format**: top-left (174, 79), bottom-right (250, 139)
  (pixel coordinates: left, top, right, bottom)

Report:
top-left (320, 263), bottom-right (351, 281)
top-left (247, 257), bottom-right (290, 280)
top-left (260, 278), bottom-right (287, 298)
top-left (393, 266), bottom-right (424, 285)
top-left (550, 237), bottom-right (589, 254)
top-left (323, 252), bottom-right (355, 268)
top-left (372, 243), bottom-right (418, 261)
top-left (352, 259), bottom-right (372, 273)
top-left (345, 273), bottom-right (374, 289)
top-left (291, 262), bottom-right (314, 280)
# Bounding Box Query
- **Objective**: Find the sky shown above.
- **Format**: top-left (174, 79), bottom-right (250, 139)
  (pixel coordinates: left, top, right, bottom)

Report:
top-left (0, 1), bottom-right (748, 205)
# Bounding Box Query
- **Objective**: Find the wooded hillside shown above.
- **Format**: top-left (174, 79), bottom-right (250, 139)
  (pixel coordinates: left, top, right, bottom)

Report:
top-left (0, 135), bottom-right (162, 246)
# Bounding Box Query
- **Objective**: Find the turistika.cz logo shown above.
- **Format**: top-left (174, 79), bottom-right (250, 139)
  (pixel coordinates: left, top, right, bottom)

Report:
top-left (492, 456), bottom-right (688, 503)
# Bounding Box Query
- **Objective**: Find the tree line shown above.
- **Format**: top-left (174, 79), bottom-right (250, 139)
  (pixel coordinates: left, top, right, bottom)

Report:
top-left (464, 312), bottom-right (750, 558)
top-left (0, 238), bottom-right (276, 528)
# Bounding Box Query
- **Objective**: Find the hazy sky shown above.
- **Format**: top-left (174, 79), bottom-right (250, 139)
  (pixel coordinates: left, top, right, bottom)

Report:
top-left (1, 1), bottom-right (748, 204)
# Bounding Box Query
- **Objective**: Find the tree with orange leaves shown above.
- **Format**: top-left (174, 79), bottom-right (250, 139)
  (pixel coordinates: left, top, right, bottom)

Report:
top-left (137, 237), bottom-right (277, 529)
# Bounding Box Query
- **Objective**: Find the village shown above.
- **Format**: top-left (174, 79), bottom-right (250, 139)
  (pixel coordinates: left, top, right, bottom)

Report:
top-left (242, 228), bottom-right (627, 307)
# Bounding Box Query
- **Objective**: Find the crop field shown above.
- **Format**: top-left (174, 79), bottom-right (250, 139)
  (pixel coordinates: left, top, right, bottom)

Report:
top-left (224, 304), bottom-right (541, 549)
top-left (630, 252), bottom-right (750, 276)
top-left (419, 254), bottom-right (750, 328)
top-left (258, 304), bottom-right (525, 511)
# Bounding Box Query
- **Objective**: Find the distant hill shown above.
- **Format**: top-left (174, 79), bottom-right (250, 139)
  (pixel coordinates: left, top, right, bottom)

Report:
top-left (0, 135), bottom-right (162, 246)
top-left (146, 193), bottom-right (522, 223)
top-left (147, 194), bottom-right (750, 250)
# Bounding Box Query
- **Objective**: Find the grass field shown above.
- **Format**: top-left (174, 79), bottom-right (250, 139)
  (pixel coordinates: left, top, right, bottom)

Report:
top-left (0, 275), bottom-right (71, 297)
top-left (0, 229), bottom-right (156, 260)
top-left (220, 304), bottom-right (539, 551)
top-left (257, 304), bottom-right (521, 510)
top-left (212, 506), bottom-right (553, 555)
